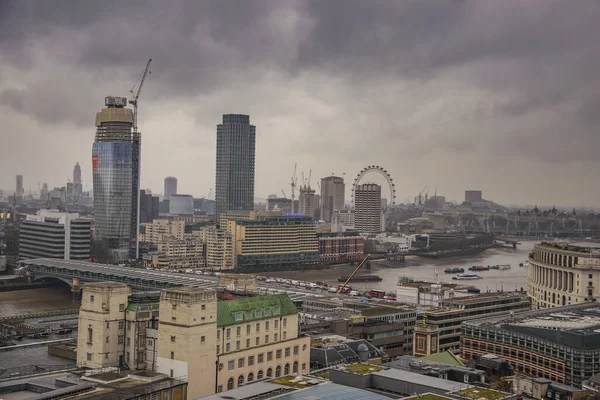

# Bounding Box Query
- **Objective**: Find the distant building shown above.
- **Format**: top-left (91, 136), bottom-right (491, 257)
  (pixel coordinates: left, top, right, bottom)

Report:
top-left (92, 96), bottom-right (139, 259)
top-left (465, 190), bottom-right (482, 203)
top-left (169, 194), bottom-right (194, 215)
top-left (164, 176), bottom-right (177, 199)
top-left (143, 237), bottom-right (205, 269)
top-left (321, 176), bottom-right (345, 222)
top-left (15, 174), bottom-right (24, 197)
top-left (73, 162), bottom-right (82, 185)
top-left (139, 189), bottom-right (159, 224)
top-left (298, 185), bottom-right (318, 220)
top-left (141, 219), bottom-right (185, 242)
top-left (215, 114), bottom-right (256, 219)
top-left (318, 232), bottom-right (364, 264)
top-left (332, 209), bottom-right (355, 231)
top-left (19, 209), bottom-right (91, 260)
top-left (355, 184), bottom-right (382, 233)
top-left (265, 197), bottom-right (293, 213)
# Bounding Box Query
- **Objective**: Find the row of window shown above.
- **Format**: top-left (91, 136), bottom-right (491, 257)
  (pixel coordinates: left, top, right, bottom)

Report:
top-left (218, 362), bottom-right (305, 392)
top-left (220, 345), bottom-right (302, 371)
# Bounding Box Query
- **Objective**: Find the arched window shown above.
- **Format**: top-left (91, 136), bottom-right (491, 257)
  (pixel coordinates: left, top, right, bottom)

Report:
top-left (227, 377), bottom-right (234, 390)
top-left (275, 365), bottom-right (282, 377)
top-left (258, 370), bottom-right (264, 379)
top-left (284, 363), bottom-right (290, 375)
top-left (248, 372), bottom-right (254, 382)
top-left (238, 375), bottom-right (244, 387)
top-left (293, 361), bottom-right (298, 374)
top-left (266, 368), bottom-right (273, 377)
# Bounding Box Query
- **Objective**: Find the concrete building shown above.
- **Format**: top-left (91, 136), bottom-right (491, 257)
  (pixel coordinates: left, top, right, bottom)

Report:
top-left (16, 174), bottom-right (24, 197)
top-left (321, 176), bottom-right (345, 222)
top-left (19, 209), bottom-right (92, 260)
top-left (206, 227), bottom-right (233, 270)
top-left (528, 242), bottom-right (600, 309)
top-left (169, 194), bottom-right (194, 215)
top-left (265, 197), bottom-right (293, 213)
top-left (92, 96), bottom-right (140, 259)
top-left (332, 209), bottom-right (355, 232)
top-left (141, 219), bottom-right (185, 242)
top-left (465, 190), bottom-right (483, 203)
top-left (139, 189), bottom-right (159, 224)
top-left (215, 114), bottom-right (256, 219)
top-left (461, 302), bottom-right (600, 386)
top-left (318, 232), bottom-right (364, 264)
top-left (298, 185), bottom-right (318, 220)
top-left (414, 292), bottom-right (531, 356)
top-left (355, 184), bottom-right (382, 233)
top-left (164, 176), bottom-right (177, 199)
top-left (73, 162), bottom-right (82, 185)
top-left (152, 237), bottom-right (205, 269)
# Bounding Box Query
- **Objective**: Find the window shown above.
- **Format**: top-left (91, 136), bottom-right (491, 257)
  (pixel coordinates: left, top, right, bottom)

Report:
top-left (118, 335), bottom-right (124, 344)
top-left (202, 304), bottom-right (206, 310)
top-left (119, 303), bottom-right (125, 312)
top-left (105, 353), bottom-right (109, 359)
top-left (172, 304), bottom-right (177, 310)
top-left (118, 321), bottom-right (124, 329)
top-left (267, 368), bottom-right (273, 377)
top-left (236, 340), bottom-right (240, 350)
top-left (127, 321), bottom-right (131, 331)
top-left (170, 351), bottom-right (174, 359)
top-left (258, 353), bottom-right (264, 363)
top-left (86, 353), bottom-right (93, 361)
top-left (275, 365), bottom-right (282, 377)
top-left (237, 326), bottom-right (241, 336)
top-left (87, 328), bottom-right (93, 344)
top-left (238, 358), bottom-right (245, 368)
top-left (248, 355), bottom-right (255, 365)
top-left (293, 361), bottom-right (298, 373)
top-left (246, 338), bottom-right (250, 348)
top-left (90, 295), bottom-right (94, 303)
top-left (217, 385), bottom-right (223, 393)
top-left (274, 333), bottom-right (278, 341)
top-left (234, 311), bottom-right (243, 321)
top-left (226, 343), bottom-right (231, 352)
top-left (258, 370), bottom-right (264, 379)
top-left (106, 322), bottom-right (110, 329)
top-left (265, 335), bottom-right (269, 344)
top-left (285, 347), bottom-right (290, 357)
top-left (302, 363), bottom-right (306, 372)
top-left (171, 336), bottom-right (176, 343)
top-left (248, 372), bottom-right (254, 382)
top-left (256, 323), bottom-right (260, 333)
top-left (274, 320), bottom-right (279, 329)
top-left (302, 344), bottom-right (307, 351)
top-left (218, 363), bottom-right (224, 371)
top-left (127, 337), bottom-right (131, 346)
top-left (276, 349), bottom-right (282, 359)
top-left (267, 351), bottom-right (273, 361)
top-left (228, 360), bottom-right (234, 370)
top-left (238, 375), bottom-right (244, 387)
top-left (126, 352), bottom-right (130, 362)
top-left (217, 330), bottom-right (220, 340)
top-left (217, 345), bottom-right (220, 354)
top-left (227, 378), bottom-right (234, 390)
top-left (293, 345), bottom-right (299, 355)
top-left (283, 318), bottom-right (287, 327)
top-left (265, 321), bottom-right (270, 331)
top-left (226, 328), bottom-right (231, 339)
top-left (285, 363), bottom-right (290, 375)
top-left (247, 324), bottom-right (251, 335)
top-left (283, 332), bottom-right (287, 340)
top-left (256, 337), bottom-right (260, 346)
top-left (201, 336), bottom-right (206, 343)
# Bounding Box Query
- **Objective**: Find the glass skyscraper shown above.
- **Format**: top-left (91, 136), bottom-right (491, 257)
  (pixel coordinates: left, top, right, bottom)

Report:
top-left (92, 96), bottom-right (140, 260)
top-left (215, 114), bottom-right (256, 220)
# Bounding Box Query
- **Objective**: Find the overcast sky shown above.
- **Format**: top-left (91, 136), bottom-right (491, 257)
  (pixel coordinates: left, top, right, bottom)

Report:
top-left (1, 0), bottom-right (599, 207)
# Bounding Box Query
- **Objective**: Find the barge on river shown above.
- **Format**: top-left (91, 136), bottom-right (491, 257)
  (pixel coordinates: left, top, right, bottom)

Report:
top-left (338, 275), bottom-right (383, 282)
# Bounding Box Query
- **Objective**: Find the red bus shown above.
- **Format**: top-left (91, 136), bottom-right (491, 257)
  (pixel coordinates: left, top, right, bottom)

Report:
top-left (369, 289), bottom-right (386, 299)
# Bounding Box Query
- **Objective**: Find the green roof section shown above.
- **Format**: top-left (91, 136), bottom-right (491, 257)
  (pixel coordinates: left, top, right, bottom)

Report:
top-left (126, 302), bottom-right (159, 312)
top-left (421, 351), bottom-right (465, 367)
top-left (217, 294), bottom-right (298, 327)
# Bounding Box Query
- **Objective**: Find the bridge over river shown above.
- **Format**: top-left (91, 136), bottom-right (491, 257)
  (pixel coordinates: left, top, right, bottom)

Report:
top-left (17, 259), bottom-right (219, 291)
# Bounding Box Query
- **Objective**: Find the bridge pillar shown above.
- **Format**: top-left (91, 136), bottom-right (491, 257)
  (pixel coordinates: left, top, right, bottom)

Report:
top-left (72, 278), bottom-right (81, 301)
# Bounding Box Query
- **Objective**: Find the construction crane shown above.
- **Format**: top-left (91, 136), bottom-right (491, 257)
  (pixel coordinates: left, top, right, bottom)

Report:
top-left (281, 189), bottom-right (287, 199)
top-left (417, 186), bottom-right (428, 205)
top-left (337, 254), bottom-right (371, 294)
top-left (129, 58), bottom-right (152, 133)
top-left (290, 163), bottom-right (298, 212)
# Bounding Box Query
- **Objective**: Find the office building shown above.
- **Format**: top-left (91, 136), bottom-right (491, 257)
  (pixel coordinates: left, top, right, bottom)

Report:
top-left (206, 227), bottom-right (233, 270)
top-left (19, 209), bottom-right (92, 260)
top-left (143, 237), bottom-right (205, 269)
top-left (169, 194), bottom-right (194, 215)
top-left (73, 162), bottom-right (82, 185)
top-left (265, 197), bottom-right (293, 213)
top-left (16, 174), bottom-right (24, 196)
top-left (298, 185), bottom-right (318, 220)
top-left (139, 189), bottom-right (159, 224)
top-left (528, 242), bottom-right (600, 309)
top-left (413, 292), bottom-right (531, 356)
top-left (141, 219), bottom-right (185, 242)
top-left (321, 176), bottom-right (345, 222)
top-left (465, 190), bottom-right (483, 203)
top-left (355, 184), bottom-right (382, 233)
top-left (462, 303), bottom-right (600, 386)
top-left (219, 211), bottom-right (318, 271)
top-left (92, 96), bottom-right (140, 260)
top-left (215, 114), bottom-right (256, 219)
top-left (318, 232), bottom-right (364, 264)
top-left (164, 176), bottom-right (177, 199)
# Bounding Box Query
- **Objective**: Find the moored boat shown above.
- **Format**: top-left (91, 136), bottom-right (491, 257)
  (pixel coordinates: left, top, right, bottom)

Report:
top-left (468, 265), bottom-right (490, 271)
top-left (444, 267), bottom-right (465, 274)
top-left (453, 274), bottom-right (483, 280)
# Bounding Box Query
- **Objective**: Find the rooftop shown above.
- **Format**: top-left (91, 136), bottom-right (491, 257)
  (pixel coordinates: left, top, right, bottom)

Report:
top-left (537, 241), bottom-right (600, 255)
top-left (371, 369), bottom-right (467, 392)
top-left (217, 294), bottom-right (298, 326)
top-left (452, 387), bottom-right (510, 400)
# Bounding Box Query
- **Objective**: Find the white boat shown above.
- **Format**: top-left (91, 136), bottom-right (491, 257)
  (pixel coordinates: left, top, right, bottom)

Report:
top-left (519, 261), bottom-right (530, 267)
top-left (499, 264), bottom-right (511, 270)
top-left (452, 274), bottom-right (483, 280)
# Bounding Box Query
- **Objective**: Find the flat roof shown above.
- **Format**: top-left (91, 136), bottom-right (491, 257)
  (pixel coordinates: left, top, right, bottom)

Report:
top-left (536, 242), bottom-right (600, 255)
top-left (272, 382), bottom-right (391, 399)
top-left (372, 369), bottom-right (469, 392)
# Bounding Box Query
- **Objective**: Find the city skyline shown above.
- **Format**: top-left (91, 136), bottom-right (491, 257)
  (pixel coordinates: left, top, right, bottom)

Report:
top-left (1, 1), bottom-right (600, 207)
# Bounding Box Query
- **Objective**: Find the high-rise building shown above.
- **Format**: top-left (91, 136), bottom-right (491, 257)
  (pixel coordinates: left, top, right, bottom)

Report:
top-left (320, 176), bottom-right (345, 222)
top-left (215, 114), bottom-right (256, 220)
top-left (169, 194), bottom-right (194, 214)
top-left (355, 183), bottom-right (382, 233)
top-left (15, 174), bottom-right (23, 196)
top-left (298, 185), bottom-right (318, 220)
top-left (92, 96), bottom-right (140, 260)
top-left (19, 210), bottom-right (92, 260)
top-left (164, 176), bottom-right (177, 199)
top-left (139, 189), bottom-right (159, 224)
top-left (73, 162), bottom-right (82, 185)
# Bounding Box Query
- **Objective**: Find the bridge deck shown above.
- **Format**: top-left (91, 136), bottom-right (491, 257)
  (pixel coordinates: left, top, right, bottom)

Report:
top-left (19, 259), bottom-right (219, 290)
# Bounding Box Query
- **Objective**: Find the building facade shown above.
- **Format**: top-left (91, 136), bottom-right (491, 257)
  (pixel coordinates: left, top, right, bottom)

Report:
top-left (141, 219), bottom-right (185, 243)
top-left (318, 232), bottom-right (364, 264)
top-left (461, 303), bottom-right (600, 387)
top-left (355, 184), bottom-right (382, 233)
top-left (266, 197), bottom-right (293, 213)
top-left (92, 96), bottom-right (139, 259)
top-left (321, 176), bottom-right (345, 222)
top-left (19, 210), bottom-right (92, 260)
top-left (154, 237), bottom-right (205, 269)
top-left (16, 174), bottom-right (24, 197)
top-left (528, 242), bottom-right (600, 309)
top-left (215, 114), bottom-right (255, 219)
top-left (139, 189), bottom-right (159, 224)
top-left (169, 194), bottom-right (194, 215)
top-left (164, 176), bottom-right (177, 200)
top-left (298, 186), bottom-right (318, 220)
